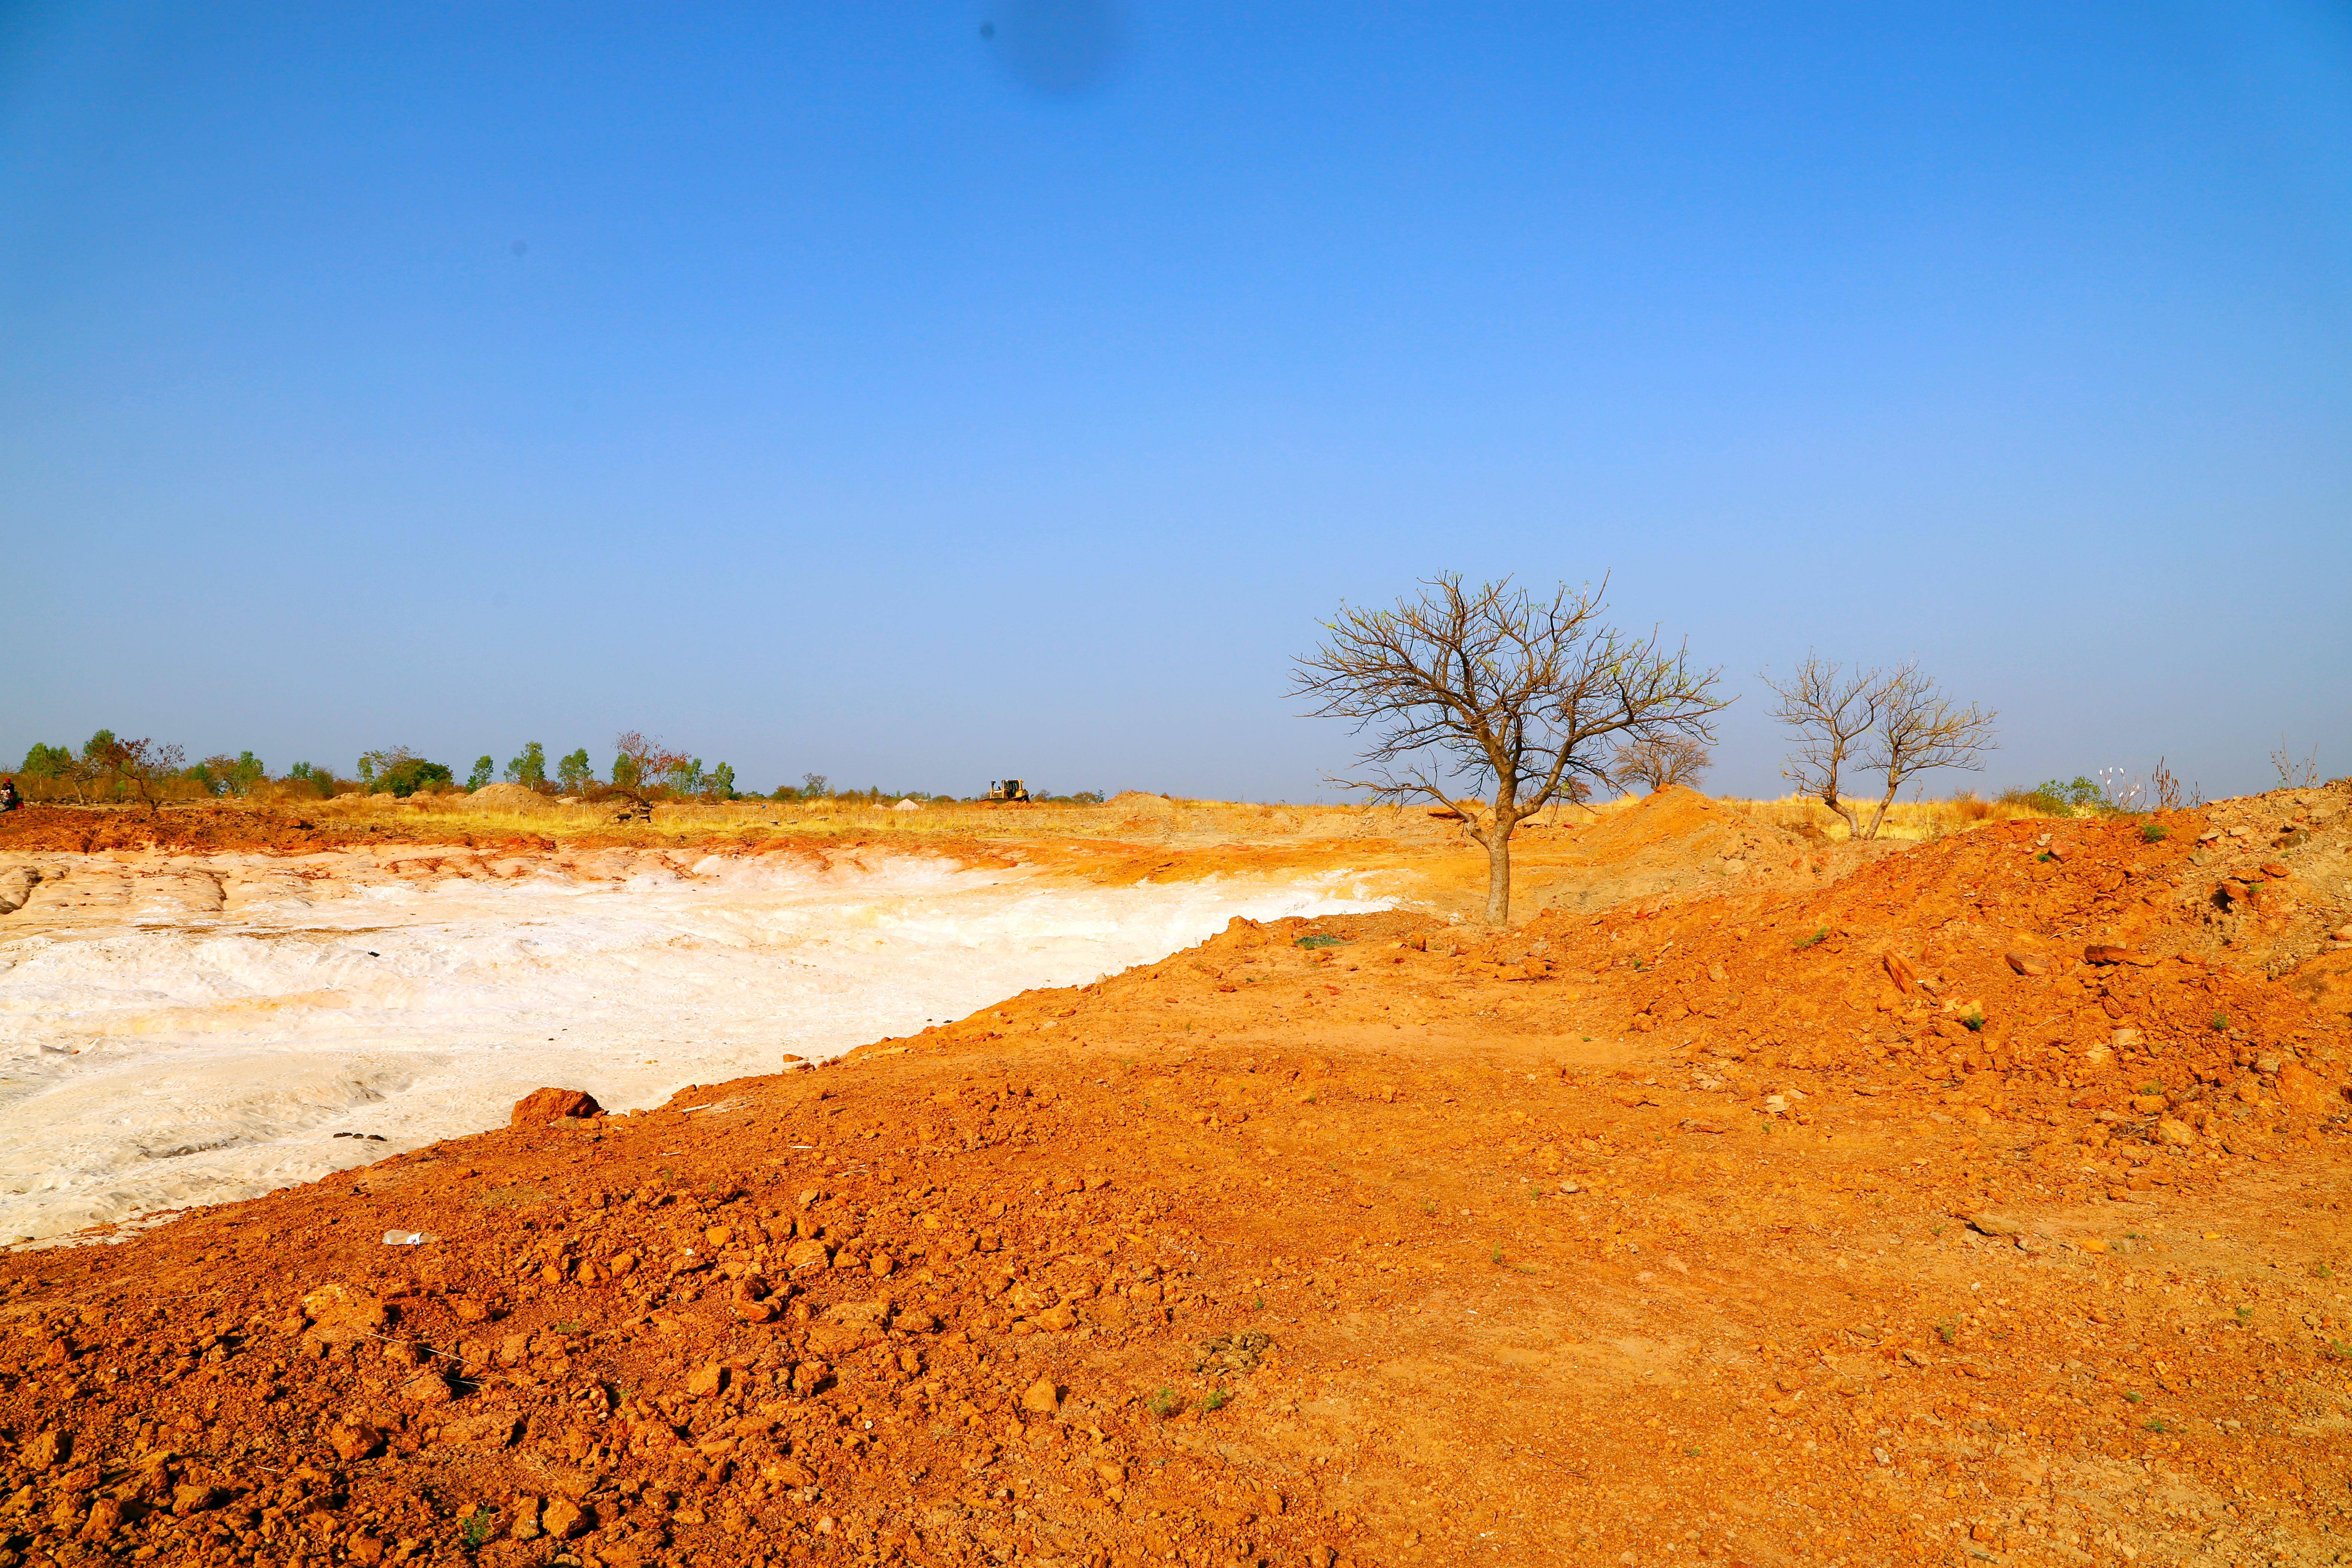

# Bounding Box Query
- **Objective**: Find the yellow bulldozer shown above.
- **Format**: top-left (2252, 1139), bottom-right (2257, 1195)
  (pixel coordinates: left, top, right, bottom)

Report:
top-left (986, 779), bottom-right (1032, 803)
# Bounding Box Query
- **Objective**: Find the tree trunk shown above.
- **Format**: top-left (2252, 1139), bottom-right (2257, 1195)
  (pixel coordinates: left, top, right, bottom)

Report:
top-left (1824, 789), bottom-right (1862, 840)
top-left (1484, 828), bottom-right (1513, 924)
top-left (1864, 783), bottom-right (1899, 841)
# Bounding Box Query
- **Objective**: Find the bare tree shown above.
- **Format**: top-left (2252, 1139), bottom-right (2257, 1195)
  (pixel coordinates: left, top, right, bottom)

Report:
top-left (1859, 663), bottom-right (1997, 838)
top-left (2271, 737), bottom-right (2319, 791)
top-left (1292, 574), bottom-right (1727, 923)
top-left (1761, 654), bottom-right (1884, 839)
top-left (1612, 737), bottom-right (1711, 794)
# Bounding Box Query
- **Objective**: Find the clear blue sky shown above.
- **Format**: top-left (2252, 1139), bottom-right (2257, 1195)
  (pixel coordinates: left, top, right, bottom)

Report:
top-left (6, 3), bottom-right (2348, 802)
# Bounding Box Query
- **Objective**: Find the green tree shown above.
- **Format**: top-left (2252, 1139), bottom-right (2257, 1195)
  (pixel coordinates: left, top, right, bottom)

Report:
top-left (187, 757), bottom-right (231, 797)
top-left (467, 755), bottom-right (495, 790)
top-left (18, 743), bottom-right (74, 779)
top-left (355, 746), bottom-right (420, 787)
top-left (285, 761), bottom-right (336, 798)
top-left (376, 758), bottom-right (454, 797)
top-left (504, 742), bottom-right (548, 788)
top-left (191, 751), bottom-right (268, 797)
top-left (556, 749), bottom-right (596, 794)
top-left (707, 761), bottom-right (737, 800)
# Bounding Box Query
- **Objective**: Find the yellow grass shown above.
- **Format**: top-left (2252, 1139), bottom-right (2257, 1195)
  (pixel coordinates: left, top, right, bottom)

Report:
top-left (1712, 792), bottom-right (2054, 842)
top-left (284, 786), bottom-right (2056, 848)
top-left (298, 789), bottom-right (1410, 847)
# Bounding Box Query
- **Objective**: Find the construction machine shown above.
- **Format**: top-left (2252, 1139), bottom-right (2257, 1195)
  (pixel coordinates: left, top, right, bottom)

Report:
top-left (986, 779), bottom-right (1032, 802)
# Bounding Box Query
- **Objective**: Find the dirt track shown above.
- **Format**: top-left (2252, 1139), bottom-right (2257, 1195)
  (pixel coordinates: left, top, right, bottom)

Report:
top-left (1, 789), bottom-right (2347, 1568)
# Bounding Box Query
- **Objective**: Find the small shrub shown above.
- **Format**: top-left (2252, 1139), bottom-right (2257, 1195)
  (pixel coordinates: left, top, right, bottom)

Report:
top-left (2140, 820), bottom-right (2169, 843)
top-left (459, 1509), bottom-right (497, 1548)
top-left (2122, 1389), bottom-right (2142, 1404)
top-left (1294, 934), bottom-right (1349, 949)
top-left (2210, 1013), bottom-right (2228, 1032)
top-left (1147, 1386), bottom-right (1182, 1419)
top-left (1958, 1006), bottom-right (1986, 1033)
top-left (1203, 1387), bottom-right (1229, 1412)
top-left (1935, 1315), bottom-right (1957, 1344)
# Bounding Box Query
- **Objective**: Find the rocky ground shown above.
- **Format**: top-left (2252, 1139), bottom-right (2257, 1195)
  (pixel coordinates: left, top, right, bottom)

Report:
top-left (0, 788), bottom-right (2347, 1568)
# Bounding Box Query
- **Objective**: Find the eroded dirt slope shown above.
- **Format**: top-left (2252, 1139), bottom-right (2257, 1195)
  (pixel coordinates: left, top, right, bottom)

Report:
top-left (0, 792), bottom-right (2346, 1568)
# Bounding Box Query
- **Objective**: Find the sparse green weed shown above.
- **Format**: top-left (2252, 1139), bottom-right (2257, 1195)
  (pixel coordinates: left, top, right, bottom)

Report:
top-left (2144, 1418), bottom-right (2171, 1433)
top-left (1795, 928), bottom-right (1830, 950)
top-left (2210, 1013), bottom-right (2229, 1032)
top-left (1147, 1386), bottom-right (1182, 1419)
top-left (1203, 1387), bottom-right (1230, 1412)
top-left (2140, 821), bottom-right (2169, 843)
top-left (1934, 1315), bottom-right (1957, 1345)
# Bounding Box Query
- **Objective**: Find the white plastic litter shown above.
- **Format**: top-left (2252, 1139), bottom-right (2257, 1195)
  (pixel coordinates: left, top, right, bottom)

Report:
top-left (381, 1230), bottom-right (436, 1246)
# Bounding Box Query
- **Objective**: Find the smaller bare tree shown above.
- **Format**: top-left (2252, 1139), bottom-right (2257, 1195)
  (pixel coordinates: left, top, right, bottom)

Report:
top-left (1762, 653), bottom-right (1884, 838)
top-left (1293, 574), bottom-right (1727, 923)
top-left (2271, 737), bottom-right (2319, 791)
top-left (1611, 737), bottom-right (1710, 794)
top-left (1859, 663), bottom-right (1997, 838)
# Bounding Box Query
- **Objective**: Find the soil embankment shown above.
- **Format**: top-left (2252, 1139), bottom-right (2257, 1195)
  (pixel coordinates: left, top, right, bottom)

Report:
top-left (0, 789), bottom-right (2347, 1568)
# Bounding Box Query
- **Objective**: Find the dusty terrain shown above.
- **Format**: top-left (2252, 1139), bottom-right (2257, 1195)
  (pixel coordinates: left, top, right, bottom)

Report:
top-left (0, 786), bottom-right (2347, 1568)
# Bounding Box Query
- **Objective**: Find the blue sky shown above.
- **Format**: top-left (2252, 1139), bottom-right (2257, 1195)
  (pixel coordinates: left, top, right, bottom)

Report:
top-left (5, 2), bottom-right (2347, 801)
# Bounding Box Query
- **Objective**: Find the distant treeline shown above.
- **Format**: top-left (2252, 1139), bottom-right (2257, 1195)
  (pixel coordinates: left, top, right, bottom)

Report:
top-left (7, 731), bottom-right (1102, 808)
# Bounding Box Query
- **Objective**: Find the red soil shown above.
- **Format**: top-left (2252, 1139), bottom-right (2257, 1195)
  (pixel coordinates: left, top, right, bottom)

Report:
top-left (0, 791), bottom-right (2347, 1568)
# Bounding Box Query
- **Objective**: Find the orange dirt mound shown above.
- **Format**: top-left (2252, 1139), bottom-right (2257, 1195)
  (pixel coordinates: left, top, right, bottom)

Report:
top-left (1572, 784), bottom-right (1756, 860)
top-left (1526, 785), bottom-right (1816, 914)
top-left (0, 804), bottom-right (467, 856)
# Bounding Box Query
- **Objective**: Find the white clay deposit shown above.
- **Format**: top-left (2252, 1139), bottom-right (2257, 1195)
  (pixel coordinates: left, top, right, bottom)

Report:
top-left (0, 849), bottom-right (1391, 1244)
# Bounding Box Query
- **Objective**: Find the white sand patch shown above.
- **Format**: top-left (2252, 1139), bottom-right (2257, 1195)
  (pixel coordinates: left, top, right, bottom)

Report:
top-left (0, 854), bottom-right (1390, 1243)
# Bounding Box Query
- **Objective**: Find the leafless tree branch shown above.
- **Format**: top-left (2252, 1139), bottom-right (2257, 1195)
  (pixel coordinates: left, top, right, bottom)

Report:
top-left (1293, 573), bottom-right (1727, 922)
